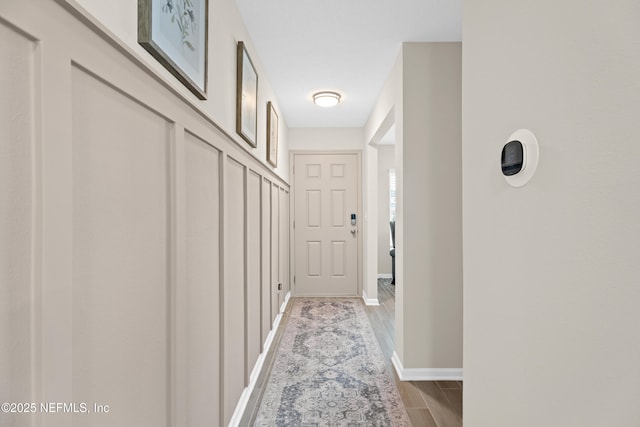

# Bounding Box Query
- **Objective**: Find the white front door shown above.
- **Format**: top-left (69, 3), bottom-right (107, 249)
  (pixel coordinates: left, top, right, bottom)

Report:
top-left (293, 153), bottom-right (359, 296)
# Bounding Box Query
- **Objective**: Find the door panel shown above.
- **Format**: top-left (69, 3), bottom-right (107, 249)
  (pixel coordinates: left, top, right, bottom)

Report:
top-left (331, 190), bottom-right (346, 227)
top-left (294, 154), bottom-right (359, 296)
top-left (307, 190), bottom-right (321, 227)
top-left (307, 242), bottom-right (322, 276)
top-left (331, 241), bottom-right (346, 277)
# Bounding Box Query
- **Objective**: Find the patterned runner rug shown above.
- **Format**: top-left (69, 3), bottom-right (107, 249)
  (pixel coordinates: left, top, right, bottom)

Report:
top-left (254, 298), bottom-right (410, 426)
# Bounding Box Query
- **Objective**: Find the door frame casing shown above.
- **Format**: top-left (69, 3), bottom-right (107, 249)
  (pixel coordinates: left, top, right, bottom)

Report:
top-left (289, 150), bottom-right (363, 297)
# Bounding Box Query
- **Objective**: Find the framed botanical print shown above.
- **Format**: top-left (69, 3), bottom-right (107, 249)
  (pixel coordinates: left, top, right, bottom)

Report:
top-left (138, 0), bottom-right (208, 99)
top-left (236, 41), bottom-right (258, 147)
top-left (266, 101), bottom-right (278, 167)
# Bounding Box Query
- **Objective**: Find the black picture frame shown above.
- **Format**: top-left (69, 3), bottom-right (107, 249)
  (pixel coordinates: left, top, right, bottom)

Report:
top-left (138, 0), bottom-right (208, 100)
top-left (236, 41), bottom-right (258, 147)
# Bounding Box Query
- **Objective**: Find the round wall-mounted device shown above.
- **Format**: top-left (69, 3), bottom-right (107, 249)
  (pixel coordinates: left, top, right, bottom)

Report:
top-left (501, 129), bottom-right (539, 187)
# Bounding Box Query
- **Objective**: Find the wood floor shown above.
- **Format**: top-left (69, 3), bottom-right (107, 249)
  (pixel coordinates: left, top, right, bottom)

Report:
top-left (239, 280), bottom-right (463, 426)
top-left (366, 279), bottom-right (463, 427)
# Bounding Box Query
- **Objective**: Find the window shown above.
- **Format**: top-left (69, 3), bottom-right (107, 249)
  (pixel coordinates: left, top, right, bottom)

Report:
top-left (389, 169), bottom-right (396, 222)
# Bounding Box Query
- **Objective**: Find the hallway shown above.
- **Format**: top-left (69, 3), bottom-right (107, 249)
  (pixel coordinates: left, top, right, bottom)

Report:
top-left (240, 280), bottom-right (463, 426)
top-left (1, 1), bottom-right (639, 426)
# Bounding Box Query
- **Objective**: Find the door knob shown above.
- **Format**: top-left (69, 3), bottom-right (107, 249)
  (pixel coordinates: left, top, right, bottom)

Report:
top-left (350, 229), bottom-right (356, 235)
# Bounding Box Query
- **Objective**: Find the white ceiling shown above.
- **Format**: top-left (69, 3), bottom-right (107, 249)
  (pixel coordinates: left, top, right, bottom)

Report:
top-left (234, 0), bottom-right (462, 129)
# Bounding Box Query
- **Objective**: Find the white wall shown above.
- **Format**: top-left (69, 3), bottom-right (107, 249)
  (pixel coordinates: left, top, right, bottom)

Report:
top-left (70, 0), bottom-right (289, 180)
top-left (288, 127), bottom-right (363, 151)
top-left (401, 43), bottom-right (462, 370)
top-left (365, 43), bottom-right (462, 376)
top-left (463, 0), bottom-right (640, 425)
top-left (377, 146), bottom-right (394, 275)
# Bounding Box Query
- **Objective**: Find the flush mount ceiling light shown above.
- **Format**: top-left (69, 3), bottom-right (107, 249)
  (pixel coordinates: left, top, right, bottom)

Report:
top-left (313, 91), bottom-right (341, 108)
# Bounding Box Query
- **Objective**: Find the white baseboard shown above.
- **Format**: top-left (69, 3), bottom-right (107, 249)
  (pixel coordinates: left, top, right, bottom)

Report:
top-left (228, 385), bottom-right (252, 427)
top-left (391, 351), bottom-right (463, 381)
top-left (280, 291), bottom-right (291, 313)
top-left (377, 273), bottom-right (392, 279)
top-left (228, 291), bottom-right (292, 426)
top-left (362, 290), bottom-right (380, 306)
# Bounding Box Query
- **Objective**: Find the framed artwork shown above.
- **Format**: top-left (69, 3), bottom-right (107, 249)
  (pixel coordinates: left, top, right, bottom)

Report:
top-left (236, 42), bottom-right (258, 147)
top-left (138, 0), bottom-right (208, 99)
top-left (266, 101), bottom-right (279, 167)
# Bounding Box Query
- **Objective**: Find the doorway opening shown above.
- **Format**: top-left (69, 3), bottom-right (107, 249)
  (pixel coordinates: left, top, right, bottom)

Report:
top-left (376, 125), bottom-right (396, 287)
top-left (366, 114), bottom-right (397, 348)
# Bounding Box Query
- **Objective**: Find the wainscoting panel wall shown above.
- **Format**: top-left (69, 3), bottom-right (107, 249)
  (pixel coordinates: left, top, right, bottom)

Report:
top-left (223, 157), bottom-right (247, 425)
top-left (0, 19), bottom-right (36, 427)
top-left (279, 187), bottom-right (290, 305)
top-left (71, 65), bottom-right (171, 427)
top-left (246, 170), bottom-right (263, 382)
top-left (0, 2), bottom-right (290, 427)
top-left (261, 178), bottom-right (273, 347)
top-left (271, 184), bottom-right (281, 323)
top-left (183, 131), bottom-right (221, 425)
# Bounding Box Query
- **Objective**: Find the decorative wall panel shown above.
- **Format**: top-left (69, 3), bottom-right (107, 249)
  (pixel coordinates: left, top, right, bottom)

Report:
top-left (271, 184), bottom-right (280, 324)
top-left (184, 131), bottom-right (221, 425)
top-left (279, 187), bottom-right (286, 309)
top-left (71, 67), bottom-right (170, 426)
top-left (246, 170), bottom-right (262, 376)
top-left (223, 157), bottom-right (247, 425)
top-left (261, 178), bottom-right (272, 347)
top-left (0, 20), bottom-right (36, 427)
